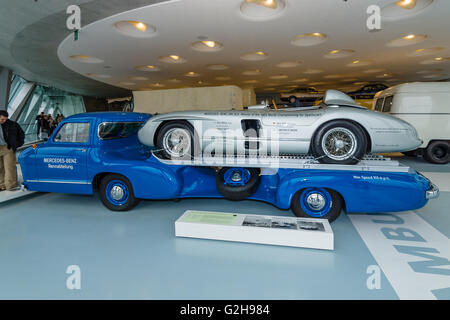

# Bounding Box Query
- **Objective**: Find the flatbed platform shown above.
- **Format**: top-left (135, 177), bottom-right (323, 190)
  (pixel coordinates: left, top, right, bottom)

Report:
top-left (152, 152), bottom-right (413, 173)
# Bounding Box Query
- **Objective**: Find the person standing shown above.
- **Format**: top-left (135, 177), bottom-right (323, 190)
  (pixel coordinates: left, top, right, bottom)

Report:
top-left (0, 110), bottom-right (25, 191)
top-left (35, 112), bottom-right (44, 137)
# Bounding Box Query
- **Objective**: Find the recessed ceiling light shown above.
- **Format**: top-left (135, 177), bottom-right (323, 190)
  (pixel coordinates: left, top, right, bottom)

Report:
top-left (136, 65), bottom-right (160, 72)
top-left (240, 51), bottom-right (269, 61)
top-left (114, 21), bottom-right (157, 38)
top-left (158, 55), bottom-right (186, 64)
top-left (395, 0), bottom-right (417, 10)
top-left (151, 83), bottom-right (165, 87)
top-left (291, 33), bottom-right (327, 47)
top-left (346, 60), bottom-right (373, 67)
top-left (184, 72), bottom-right (200, 77)
top-left (408, 47), bottom-right (445, 57)
top-left (386, 34), bottom-right (427, 47)
top-left (242, 69), bottom-right (262, 76)
top-left (246, 0), bottom-right (278, 9)
top-left (240, 0), bottom-right (286, 21)
top-left (292, 78), bottom-right (308, 83)
top-left (324, 49), bottom-right (355, 59)
top-left (69, 55), bottom-right (103, 63)
top-left (191, 40), bottom-right (224, 52)
top-left (269, 74), bottom-right (288, 79)
top-left (376, 73), bottom-right (395, 78)
top-left (420, 57), bottom-right (450, 64)
top-left (275, 61), bottom-right (302, 68)
top-left (207, 64), bottom-right (230, 70)
top-left (128, 76), bottom-right (149, 81)
top-left (364, 68), bottom-right (386, 73)
top-left (381, 0), bottom-right (434, 21)
top-left (303, 69), bottom-right (324, 74)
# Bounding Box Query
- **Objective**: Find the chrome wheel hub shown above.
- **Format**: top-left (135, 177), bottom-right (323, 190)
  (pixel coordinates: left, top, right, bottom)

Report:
top-left (110, 185), bottom-right (125, 201)
top-left (322, 127), bottom-right (357, 161)
top-left (163, 128), bottom-right (191, 157)
top-left (306, 193), bottom-right (326, 211)
top-left (231, 171), bottom-right (242, 182)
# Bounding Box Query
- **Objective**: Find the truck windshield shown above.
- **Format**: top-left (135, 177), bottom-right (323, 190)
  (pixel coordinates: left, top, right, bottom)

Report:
top-left (98, 122), bottom-right (143, 140)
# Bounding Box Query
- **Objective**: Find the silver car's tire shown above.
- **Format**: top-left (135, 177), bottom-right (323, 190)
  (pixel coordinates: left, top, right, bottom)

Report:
top-left (312, 120), bottom-right (367, 165)
top-left (156, 121), bottom-right (199, 160)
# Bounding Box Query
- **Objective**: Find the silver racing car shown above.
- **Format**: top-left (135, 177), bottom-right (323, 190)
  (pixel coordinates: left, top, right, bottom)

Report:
top-left (138, 90), bottom-right (421, 164)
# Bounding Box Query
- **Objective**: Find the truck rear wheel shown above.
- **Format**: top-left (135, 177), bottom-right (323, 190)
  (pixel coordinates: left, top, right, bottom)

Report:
top-left (216, 167), bottom-right (260, 201)
top-left (291, 188), bottom-right (343, 222)
top-left (99, 174), bottom-right (139, 211)
top-left (424, 141), bottom-right (449, 164)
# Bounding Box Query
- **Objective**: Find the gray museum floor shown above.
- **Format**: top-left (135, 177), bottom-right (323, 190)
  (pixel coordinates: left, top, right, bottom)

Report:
top-left (0, 156), bottom-right (449, 300)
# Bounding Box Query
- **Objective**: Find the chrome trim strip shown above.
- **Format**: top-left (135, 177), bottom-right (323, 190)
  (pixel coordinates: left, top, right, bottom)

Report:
top-left (26, 180), bottom-right (91, 185)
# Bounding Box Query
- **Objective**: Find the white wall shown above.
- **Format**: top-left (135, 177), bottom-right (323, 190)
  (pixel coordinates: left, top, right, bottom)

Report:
top-left (133, 85), bottom-right (255, 113)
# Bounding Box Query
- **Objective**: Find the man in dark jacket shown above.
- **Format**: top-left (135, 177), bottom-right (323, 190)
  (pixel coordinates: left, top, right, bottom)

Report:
top-left (0, 110), bottom-right (25, 191)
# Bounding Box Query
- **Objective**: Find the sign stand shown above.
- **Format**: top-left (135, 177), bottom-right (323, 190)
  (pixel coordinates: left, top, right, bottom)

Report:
top-left (175, 210), bottom-right (334, 250)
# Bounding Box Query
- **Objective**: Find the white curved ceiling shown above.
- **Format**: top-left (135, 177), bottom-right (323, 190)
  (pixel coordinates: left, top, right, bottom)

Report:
top-left (57, 0), bottom-right (450, 93)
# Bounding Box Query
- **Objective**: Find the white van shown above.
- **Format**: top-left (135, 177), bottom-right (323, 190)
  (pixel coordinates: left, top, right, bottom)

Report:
top-left (373, 82), bottom-right (449, 164)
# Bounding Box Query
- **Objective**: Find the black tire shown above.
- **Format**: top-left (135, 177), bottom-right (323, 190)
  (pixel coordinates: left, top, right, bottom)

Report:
top-left (216, 167), bottom-right (260, 201)
top-left (156, 121), bottom-right (199, 160)
top-left (424, 141), bottom-right (450, 164)
top-left (311, 120), bottom-right (367, 165)
top-left (291, 188), bottom-right (343, 223)
top-left (99, 174), bottom-right (139, 211)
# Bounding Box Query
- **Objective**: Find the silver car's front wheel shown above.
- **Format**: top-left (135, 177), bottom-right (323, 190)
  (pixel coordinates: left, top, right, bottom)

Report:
top-left (312, 120), bottom-right (367, 165)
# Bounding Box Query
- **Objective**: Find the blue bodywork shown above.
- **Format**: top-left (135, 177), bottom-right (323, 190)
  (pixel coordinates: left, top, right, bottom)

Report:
top-left (18, 112), bottom-right (432, 214)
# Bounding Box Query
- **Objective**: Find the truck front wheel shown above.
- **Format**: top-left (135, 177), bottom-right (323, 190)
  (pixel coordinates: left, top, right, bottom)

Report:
top-left (99, 174), bottom-right (140, 211)
top-left (291, 188), bottom-right (343, 222)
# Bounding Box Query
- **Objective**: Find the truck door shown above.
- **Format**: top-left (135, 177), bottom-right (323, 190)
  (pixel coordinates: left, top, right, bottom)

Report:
top-left (35, 121), bottom-right (91, 194)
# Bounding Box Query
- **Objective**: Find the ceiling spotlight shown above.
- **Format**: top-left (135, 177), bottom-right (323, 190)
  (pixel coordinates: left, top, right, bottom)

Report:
top-left (202, 41), bottom-right (217, 48)
top-left (435, 57), bottom-right (443, 61)
top-left (330, 50), bottom-right (340, 54)
top-left (128, 21), bottom-right (147, 31)
top-left (170, 55), bottom-right (180, 61)
top-left (403, 34), bottom-right (416, 40)
top-left (245, 0), bottom-right (278, 9)
top-left (395, 0), bottom-right (417, 9)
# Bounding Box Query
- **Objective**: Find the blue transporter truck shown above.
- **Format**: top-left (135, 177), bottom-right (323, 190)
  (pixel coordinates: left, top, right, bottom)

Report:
top-left (18, 112), bottom-right (439, 222)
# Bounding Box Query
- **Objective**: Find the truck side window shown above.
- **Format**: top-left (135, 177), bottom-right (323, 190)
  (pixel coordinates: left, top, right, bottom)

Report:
top-left (374, 98), bottom-right (384, 111)
top-left (382, 96), bottom-right (394, 113)
top-left (98, 122), bottom-right (142, 140)
top-left (54, 123), bottom-right (90, 143)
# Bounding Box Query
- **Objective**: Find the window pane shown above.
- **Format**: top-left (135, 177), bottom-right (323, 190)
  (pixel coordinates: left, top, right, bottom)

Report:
top-left (98, 122), bottom-right (142, 140)
top-left (383, 96), bottom-right (394, 113)
top-left (375, 98), bottom-right (384, 111)
top-left (54, 123), bottom-right (89, 143)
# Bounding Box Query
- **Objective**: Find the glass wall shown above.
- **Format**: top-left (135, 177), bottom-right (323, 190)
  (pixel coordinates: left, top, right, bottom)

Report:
top-left (6, 75), bottom-right (86, 144)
